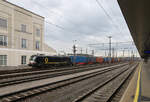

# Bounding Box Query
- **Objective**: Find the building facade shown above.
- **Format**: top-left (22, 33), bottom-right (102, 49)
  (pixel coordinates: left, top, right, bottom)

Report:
top-left (0, 0), bottom-right (56, 66)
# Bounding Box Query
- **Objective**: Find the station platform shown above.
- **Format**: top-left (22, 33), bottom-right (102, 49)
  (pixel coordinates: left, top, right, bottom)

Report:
top-left (0, 65), bottom-right (31, 71)
top-left (120, 61), bottom-right (150, 102)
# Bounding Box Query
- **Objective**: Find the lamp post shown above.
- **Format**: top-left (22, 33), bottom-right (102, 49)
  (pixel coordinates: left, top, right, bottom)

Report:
top-left (73, 40), bottom-right (77, 65)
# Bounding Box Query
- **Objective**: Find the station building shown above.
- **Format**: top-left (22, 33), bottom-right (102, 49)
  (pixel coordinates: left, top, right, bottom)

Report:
top-left (0, 0), bottom-right (56, 66)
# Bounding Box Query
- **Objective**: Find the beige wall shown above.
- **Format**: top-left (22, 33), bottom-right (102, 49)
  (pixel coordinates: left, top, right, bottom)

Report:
top-left (0, 0), bottom-right (44, 50)
top-left (0, 0), bottom-right (13, 49)
top-left (0, 0), bottom-right (56, 66)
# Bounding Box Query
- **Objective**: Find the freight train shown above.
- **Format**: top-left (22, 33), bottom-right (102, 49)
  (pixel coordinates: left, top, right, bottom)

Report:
top-left (29, 55), bottom-right (131, 67)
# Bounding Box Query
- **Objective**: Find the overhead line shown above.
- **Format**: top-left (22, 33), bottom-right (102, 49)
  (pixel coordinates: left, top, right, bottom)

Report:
top-left (32, 0), bottom-right (91, 35)
top-left (88, 41), bottom-right (133, 45)
top-left (45, 21), bottom-right (77, 34)
top-left (95, 0), bottom-right (113, 22)
top-left (95, 0), bottom-right (122, 33)
top-left (33, 0), bottom-right (120, 37)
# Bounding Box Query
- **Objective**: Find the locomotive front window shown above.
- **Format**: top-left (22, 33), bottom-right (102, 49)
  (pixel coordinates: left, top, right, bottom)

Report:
top-left (30, 56), bottom-right (36, 61)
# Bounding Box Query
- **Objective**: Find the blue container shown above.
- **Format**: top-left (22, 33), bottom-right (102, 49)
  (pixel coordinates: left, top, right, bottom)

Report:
top-left (70, 56), bottom-right (88, 64)
top-left (114, 58), bottom-right (118, 62)
top-left (104, 57), bottom-right (111, 63)
top-left (87, 57), bottom-right (90, 63)
top-left (92, 57), bottom-right (97, 63)
top-left (108, 57), bottom-right (111, 63)
top-left (92, 57), bottom-right (96, 63)
top-left (87, 57), bottom-right (96, 63)
top-left (103, 57), bottom-right (108, 63)
top-left (87, 57), bottom-right (92, 63)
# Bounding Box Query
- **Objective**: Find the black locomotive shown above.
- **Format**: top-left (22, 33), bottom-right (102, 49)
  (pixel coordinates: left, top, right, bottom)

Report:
top-left (29, 55), bottom-right (73, 67)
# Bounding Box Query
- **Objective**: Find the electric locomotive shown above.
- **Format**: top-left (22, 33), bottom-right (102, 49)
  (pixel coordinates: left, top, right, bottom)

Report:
top-left (29, 55), bottom-right (73, 67)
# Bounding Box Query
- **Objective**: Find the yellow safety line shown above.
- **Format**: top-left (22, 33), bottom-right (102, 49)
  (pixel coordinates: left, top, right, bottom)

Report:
top-left (133, 62), bottom-right (142, 102)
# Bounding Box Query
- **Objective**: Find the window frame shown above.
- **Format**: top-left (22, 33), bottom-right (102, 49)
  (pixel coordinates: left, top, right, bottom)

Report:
top-left (0, 55), bottom-right (7, 66)
top-left (21, 56), bottom-right (26, 65)
top-left (36, 41), bottom-right (40, 50)
top-left (21, 38), bottom-right (27, 48)
top-left (36, 28), bottom-right (40, 37)
top-left (0, 18), bottom-right (7, 28)
top-left (0, 35), bottom-right (8, 46)
top-left (21, 24), bottom-right (27, 32)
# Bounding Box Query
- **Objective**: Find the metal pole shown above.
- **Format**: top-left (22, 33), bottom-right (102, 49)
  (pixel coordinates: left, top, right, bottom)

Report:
top-left (73, 45), bottom-right (77, 65)
top-left (123, 49), bottom-right (125, 57)
top-left (131, 50), bottom-right (133, 60)
top-left (128, 49), bottom-right (130, 57)
top-left (112, 48), bottom-right (114, 58)
top-left (116, 43), bottom-right (118, 58)
top-left (108, 36), bottom-right (112, 58)
top-left (86, 48), bottom-right (88, 54)
top-left (92, 50), bottom-right (94, 56)
top-left (80, 48), bottom-right (83, 54)
top-left (73, 40), bottom-right (77, 66)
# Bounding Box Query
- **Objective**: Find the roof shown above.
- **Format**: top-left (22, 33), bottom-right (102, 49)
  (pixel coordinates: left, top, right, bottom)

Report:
top-left (3, 0), bottom-right (44, 18)
top-left (117, 0), bottom-right (150, 58)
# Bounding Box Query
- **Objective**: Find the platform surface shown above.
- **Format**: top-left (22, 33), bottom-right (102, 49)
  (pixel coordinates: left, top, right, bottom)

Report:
top-left (141, 61), bottom-right (150, 102)
top-left (120, 61), bottom-right (150, 102)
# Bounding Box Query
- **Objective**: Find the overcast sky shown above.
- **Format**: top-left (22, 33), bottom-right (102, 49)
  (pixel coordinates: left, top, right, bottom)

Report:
top-left (8, 0), bottom-right (138, 56)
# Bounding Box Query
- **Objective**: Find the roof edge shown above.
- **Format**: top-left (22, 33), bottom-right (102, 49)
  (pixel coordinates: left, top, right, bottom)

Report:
top-left (3, 0), bottom-right (44, 19)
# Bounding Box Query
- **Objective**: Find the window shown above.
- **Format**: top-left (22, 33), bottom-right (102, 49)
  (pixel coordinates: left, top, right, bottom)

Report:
top-left (0, 55), bottom-right (7, 66)
top-left (21, 56), bottom-right (26, 64)
top-left (0, 35), bottom-right (7, 46)
top-left (36, 29), bottom-right (40, 37)
top-left (36, 41), bottom-right (40, 50)
top-left (0, 18), bottom-right (7, 28)
top-left (21, 39), bottom-right (27, 48)
top-left (21, 24), bottom-right (26, 32)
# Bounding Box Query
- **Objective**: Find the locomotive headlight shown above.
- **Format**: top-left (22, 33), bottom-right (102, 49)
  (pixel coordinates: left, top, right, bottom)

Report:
top-left (30, 61), bottom-right (36, 64)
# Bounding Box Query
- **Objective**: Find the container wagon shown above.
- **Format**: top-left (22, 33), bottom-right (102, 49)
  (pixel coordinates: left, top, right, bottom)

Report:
top-left (96, 57), bottom-right (104, 64)
top-left (70, 56), bottom-right (88, 65)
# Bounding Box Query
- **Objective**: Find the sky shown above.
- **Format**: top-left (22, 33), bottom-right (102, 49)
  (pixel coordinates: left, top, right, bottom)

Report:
top-left (7, 0), bottom-right (138, 57)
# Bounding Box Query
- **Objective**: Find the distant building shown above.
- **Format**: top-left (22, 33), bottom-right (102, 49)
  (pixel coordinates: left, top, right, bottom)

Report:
top-left (0, 0), bottom-right (56, 66)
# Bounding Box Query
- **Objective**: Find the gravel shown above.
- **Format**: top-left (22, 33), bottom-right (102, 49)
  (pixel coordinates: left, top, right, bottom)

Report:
top-left (19, 64), bottom-right (129, 102)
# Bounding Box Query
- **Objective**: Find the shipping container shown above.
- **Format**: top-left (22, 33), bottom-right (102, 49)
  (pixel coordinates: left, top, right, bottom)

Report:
top-left (96, 57), bottom-right (104, 64)
top-left (104, 57), bottom-right (111, 63)
top-left (92, 57), bottom-right (97, 63)
top-left (69, 56), bottom-right (88, 65)
top-left (114, 58), bottom-right (118, 62)
top-left (87, 57), bottom-right (96, 64)
top-left (111, 58), bottom-right (115, 63)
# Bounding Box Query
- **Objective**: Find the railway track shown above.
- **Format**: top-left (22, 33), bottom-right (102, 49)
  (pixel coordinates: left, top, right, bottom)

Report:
top-left (0, 63), bottom-right (123, 75)
top-left (0, 63), bottom-right (132, 102)
top-left (73, 63), bottom-right (138, 102)
top-left (19, 62), bottom-right (138, 102)
top-left (0, 64), bottom-right (99, 75)
top-left (0, 63), bottom-right (116, 78)
top-left (0, 63), bottom-right (126, 87)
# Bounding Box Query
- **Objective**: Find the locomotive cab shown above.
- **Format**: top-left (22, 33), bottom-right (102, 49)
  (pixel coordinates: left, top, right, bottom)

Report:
top-left (28, 55), bottom-right (37, 66)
